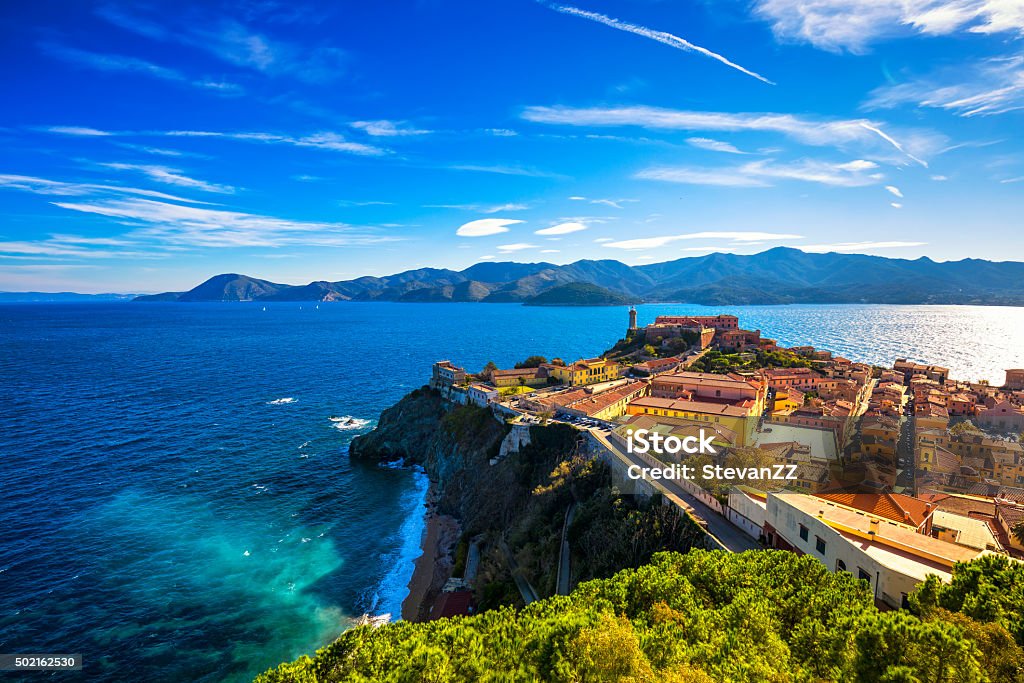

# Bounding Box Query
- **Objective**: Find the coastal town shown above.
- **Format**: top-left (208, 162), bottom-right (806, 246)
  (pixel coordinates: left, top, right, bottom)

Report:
top-left (424, 309), bottom-right (1024, 615)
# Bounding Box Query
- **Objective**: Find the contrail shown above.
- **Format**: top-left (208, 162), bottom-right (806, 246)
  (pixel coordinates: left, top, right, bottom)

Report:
top-left (859, 122), bottom-right (928, 167)
top-left (544, 3), bottom-right (775, 85)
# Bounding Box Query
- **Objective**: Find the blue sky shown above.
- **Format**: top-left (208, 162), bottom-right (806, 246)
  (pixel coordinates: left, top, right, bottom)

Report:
top-left (1, 0), bottom-right (1023, 292)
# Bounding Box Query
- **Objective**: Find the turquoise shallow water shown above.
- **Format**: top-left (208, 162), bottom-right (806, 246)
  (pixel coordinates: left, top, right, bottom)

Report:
top-left (1, 301), bottom-right (1022, 681)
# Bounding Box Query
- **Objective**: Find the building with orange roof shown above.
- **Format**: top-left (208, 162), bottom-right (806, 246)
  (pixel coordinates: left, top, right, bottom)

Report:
top-left (813, 490), bottom-right (938, 535)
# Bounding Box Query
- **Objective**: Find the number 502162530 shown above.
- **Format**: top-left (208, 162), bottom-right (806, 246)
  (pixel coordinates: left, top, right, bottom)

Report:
top-left (1, 654), bottom-right (82, 671)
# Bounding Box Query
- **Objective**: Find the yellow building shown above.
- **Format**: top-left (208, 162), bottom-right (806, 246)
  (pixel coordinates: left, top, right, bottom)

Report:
top-left (772, 387), bottom-right (803, 414)
top-left (626, 396), bottom-right (756, 446)
top-left (545, 357), bottom-right (621, 386)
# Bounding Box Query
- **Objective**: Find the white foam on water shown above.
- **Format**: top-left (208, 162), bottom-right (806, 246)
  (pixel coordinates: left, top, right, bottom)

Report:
top-left (267, 397), bottom-right (296, 405)
top-left (329, 416), bottom-right (371, 431)
top-left (365, 467), bottom-right (429, 619)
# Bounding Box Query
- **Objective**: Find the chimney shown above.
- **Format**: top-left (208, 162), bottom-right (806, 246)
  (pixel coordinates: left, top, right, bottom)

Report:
top-left (869, 518), bottom-right (880, 536)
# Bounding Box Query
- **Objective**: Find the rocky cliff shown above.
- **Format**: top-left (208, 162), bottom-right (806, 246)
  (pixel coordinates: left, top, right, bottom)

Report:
top-left (351, 388), bottom-right (705, 608)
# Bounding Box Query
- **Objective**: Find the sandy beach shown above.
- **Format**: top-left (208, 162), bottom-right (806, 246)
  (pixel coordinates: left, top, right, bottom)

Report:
top-left (401, 485), bottom-right (461, 621)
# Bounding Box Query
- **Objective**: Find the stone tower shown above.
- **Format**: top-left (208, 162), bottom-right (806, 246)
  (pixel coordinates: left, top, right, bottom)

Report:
top-left (628, 306), bottom-right (638, 332)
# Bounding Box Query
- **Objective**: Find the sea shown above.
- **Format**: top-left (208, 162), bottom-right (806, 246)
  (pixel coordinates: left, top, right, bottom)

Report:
top-left (1, 301), bottom-right (1023, 681)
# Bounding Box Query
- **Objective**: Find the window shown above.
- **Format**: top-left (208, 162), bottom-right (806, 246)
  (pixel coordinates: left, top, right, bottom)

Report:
top-left (815, 536), bottom-right (826, 554)
top-left (858, 568), bottom-right (871, 583)
top-left (836, 559), bottom-right (847, 572)
top-left (798, 524), bottom-right (809, 541)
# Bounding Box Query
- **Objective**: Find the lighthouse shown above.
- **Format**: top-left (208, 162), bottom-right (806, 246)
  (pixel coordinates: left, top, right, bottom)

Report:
top-left (628, 306), bottom-right (638, 332)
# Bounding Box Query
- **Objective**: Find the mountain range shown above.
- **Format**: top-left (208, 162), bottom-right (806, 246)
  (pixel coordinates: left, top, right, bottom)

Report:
top-left (133, 248), bottom-right (1024, 306)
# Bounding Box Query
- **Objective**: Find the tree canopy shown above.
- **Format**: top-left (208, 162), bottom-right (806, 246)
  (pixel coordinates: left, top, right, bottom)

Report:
top-left (255, 550), bottom-right (1024, 682)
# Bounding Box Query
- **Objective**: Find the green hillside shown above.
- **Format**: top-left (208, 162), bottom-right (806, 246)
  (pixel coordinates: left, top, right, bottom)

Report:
top-left (524, 282), bottom-right (631, 306)
top-left (255, 550), bottom-right (1024, 682)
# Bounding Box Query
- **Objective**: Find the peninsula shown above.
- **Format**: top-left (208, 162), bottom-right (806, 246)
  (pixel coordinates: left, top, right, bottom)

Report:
top-left (258, 308), bottom-right (1024, 682)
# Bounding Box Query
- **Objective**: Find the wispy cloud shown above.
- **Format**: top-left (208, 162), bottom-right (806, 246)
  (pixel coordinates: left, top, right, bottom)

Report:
top-left (427, 202), bottom-right (530, 213)
top-left (337, 199), bottom-right (394, 206)
top-left (885, 185), bottom-right (904, 198)
top-left (448, 164), bottom-right (564, 178)
top-left (40, 125), bottom-right (113, 137)
top-left (752, 0), bottom-right (1024, 53)
top-left (637, 158), bottom-right (883, 187)
top-left (563, 195), bottom-right (636, 208)
top-left (96, 7), bottom-right (349, 84)
top-left (686, 137), bottom-right (750, 154)
top-left (33, 125), bottom-right (390, 157)
top-left (99, 163), bottom-right (237, 194)
top-left (589, 198), bottom-right (637, 209)
top-left (0, 173), bottom-right (215, 204)
top-left (51, 197), bottom-right (396, 249)
top-left (165, 130), bottom-right (388, 156)
top-left (866, 54), bottom-right (1024, 117)
top-left (456, 218), bottom-right (524, 237)
top-left (891, 202), bottom-right (903, 208)
top-left (535, 222), bottom-right (588, 235)
top-left (603, 231), bottom-right (804, 250)
top-left (797, 241), bottom-right (925, 252)
top-left (39, 42), bottom-right (244, 95)
top-left (522, 105), bottom-right (938, 165)
top-left (543, 3), bottom-right (775, 84)
top-left (350, 120), bottom-right (432, 136)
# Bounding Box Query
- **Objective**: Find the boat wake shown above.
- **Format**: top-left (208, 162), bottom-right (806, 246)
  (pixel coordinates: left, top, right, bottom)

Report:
top-left (267, 397), bottom-right (296, 405)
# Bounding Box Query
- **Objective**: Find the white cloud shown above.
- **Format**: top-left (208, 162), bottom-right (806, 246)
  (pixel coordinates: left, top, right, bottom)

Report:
top-left (456, 218), bottom-right (524, 237)
top-left (866, 55), bottom-right (1024, 117)
top-left (39, 42), bottom-right (243, 95)
top-left (686, 137), bottom-right (749, 154)
top-left (479, 254), bottom-right (495, 260)
top-left (164, 130), bottom-right (388, 156)
top-left (1000, 176), bottom-right (1024, 183)
top-left (100, 163), bottom-right (237, 194)
top-left (544, 4), bottom-right (775, 84)
top-left (594, 237), bottom-right (614, 243)
top-left (798, 241), bottom-right (925, 252)
top-left (637, 158), bottom-right (884, 187)
top-left (568, 195), bottom-right (587, 200)
top-left (497, 243), bottom-right (538, 252)
top-left (350, 120), bottom-right (432, 136)
top-left (891, 202), bottom-right (903, 208)
top-left (589, 198), bottom-right (637, 208)
top-left (541, 249), bottom-right (560, 253)
top-left (448, 164), bottom-right (563, 178)
top-left (96, 7), bottom-right (350, 85)
top-left (522, 105), bottom-right (937, 165)
top-left (885, 185), bottom-right (904, 197)
top-left (0, 173), bottom-right (215, 204)
top-left (427, 203), bottom-right (529, 213)
top-left (50, 197), bottom-right (396, 249)
top-left (752, 0), bottom-right (1024, 53)
top-left (603, 231), bottom-right (804, 250)
top-left (535, 222), bottom-right (588, 235)
top-left (41, 125), bottom-right (113, 136)
top-left (931, 175), bottom-right (949, 181)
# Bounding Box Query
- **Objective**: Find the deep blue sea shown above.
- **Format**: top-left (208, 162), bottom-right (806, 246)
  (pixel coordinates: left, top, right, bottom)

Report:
top-left (2, 302), bottom-right (1023, 681)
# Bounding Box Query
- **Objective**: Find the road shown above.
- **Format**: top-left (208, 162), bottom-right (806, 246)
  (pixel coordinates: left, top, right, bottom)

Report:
top-left (500, 539), bottom-right (539, 605)
top-left (588, 428), bottom-right (760, 553)
top-left (556, 502), bottom-right (576, 596)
